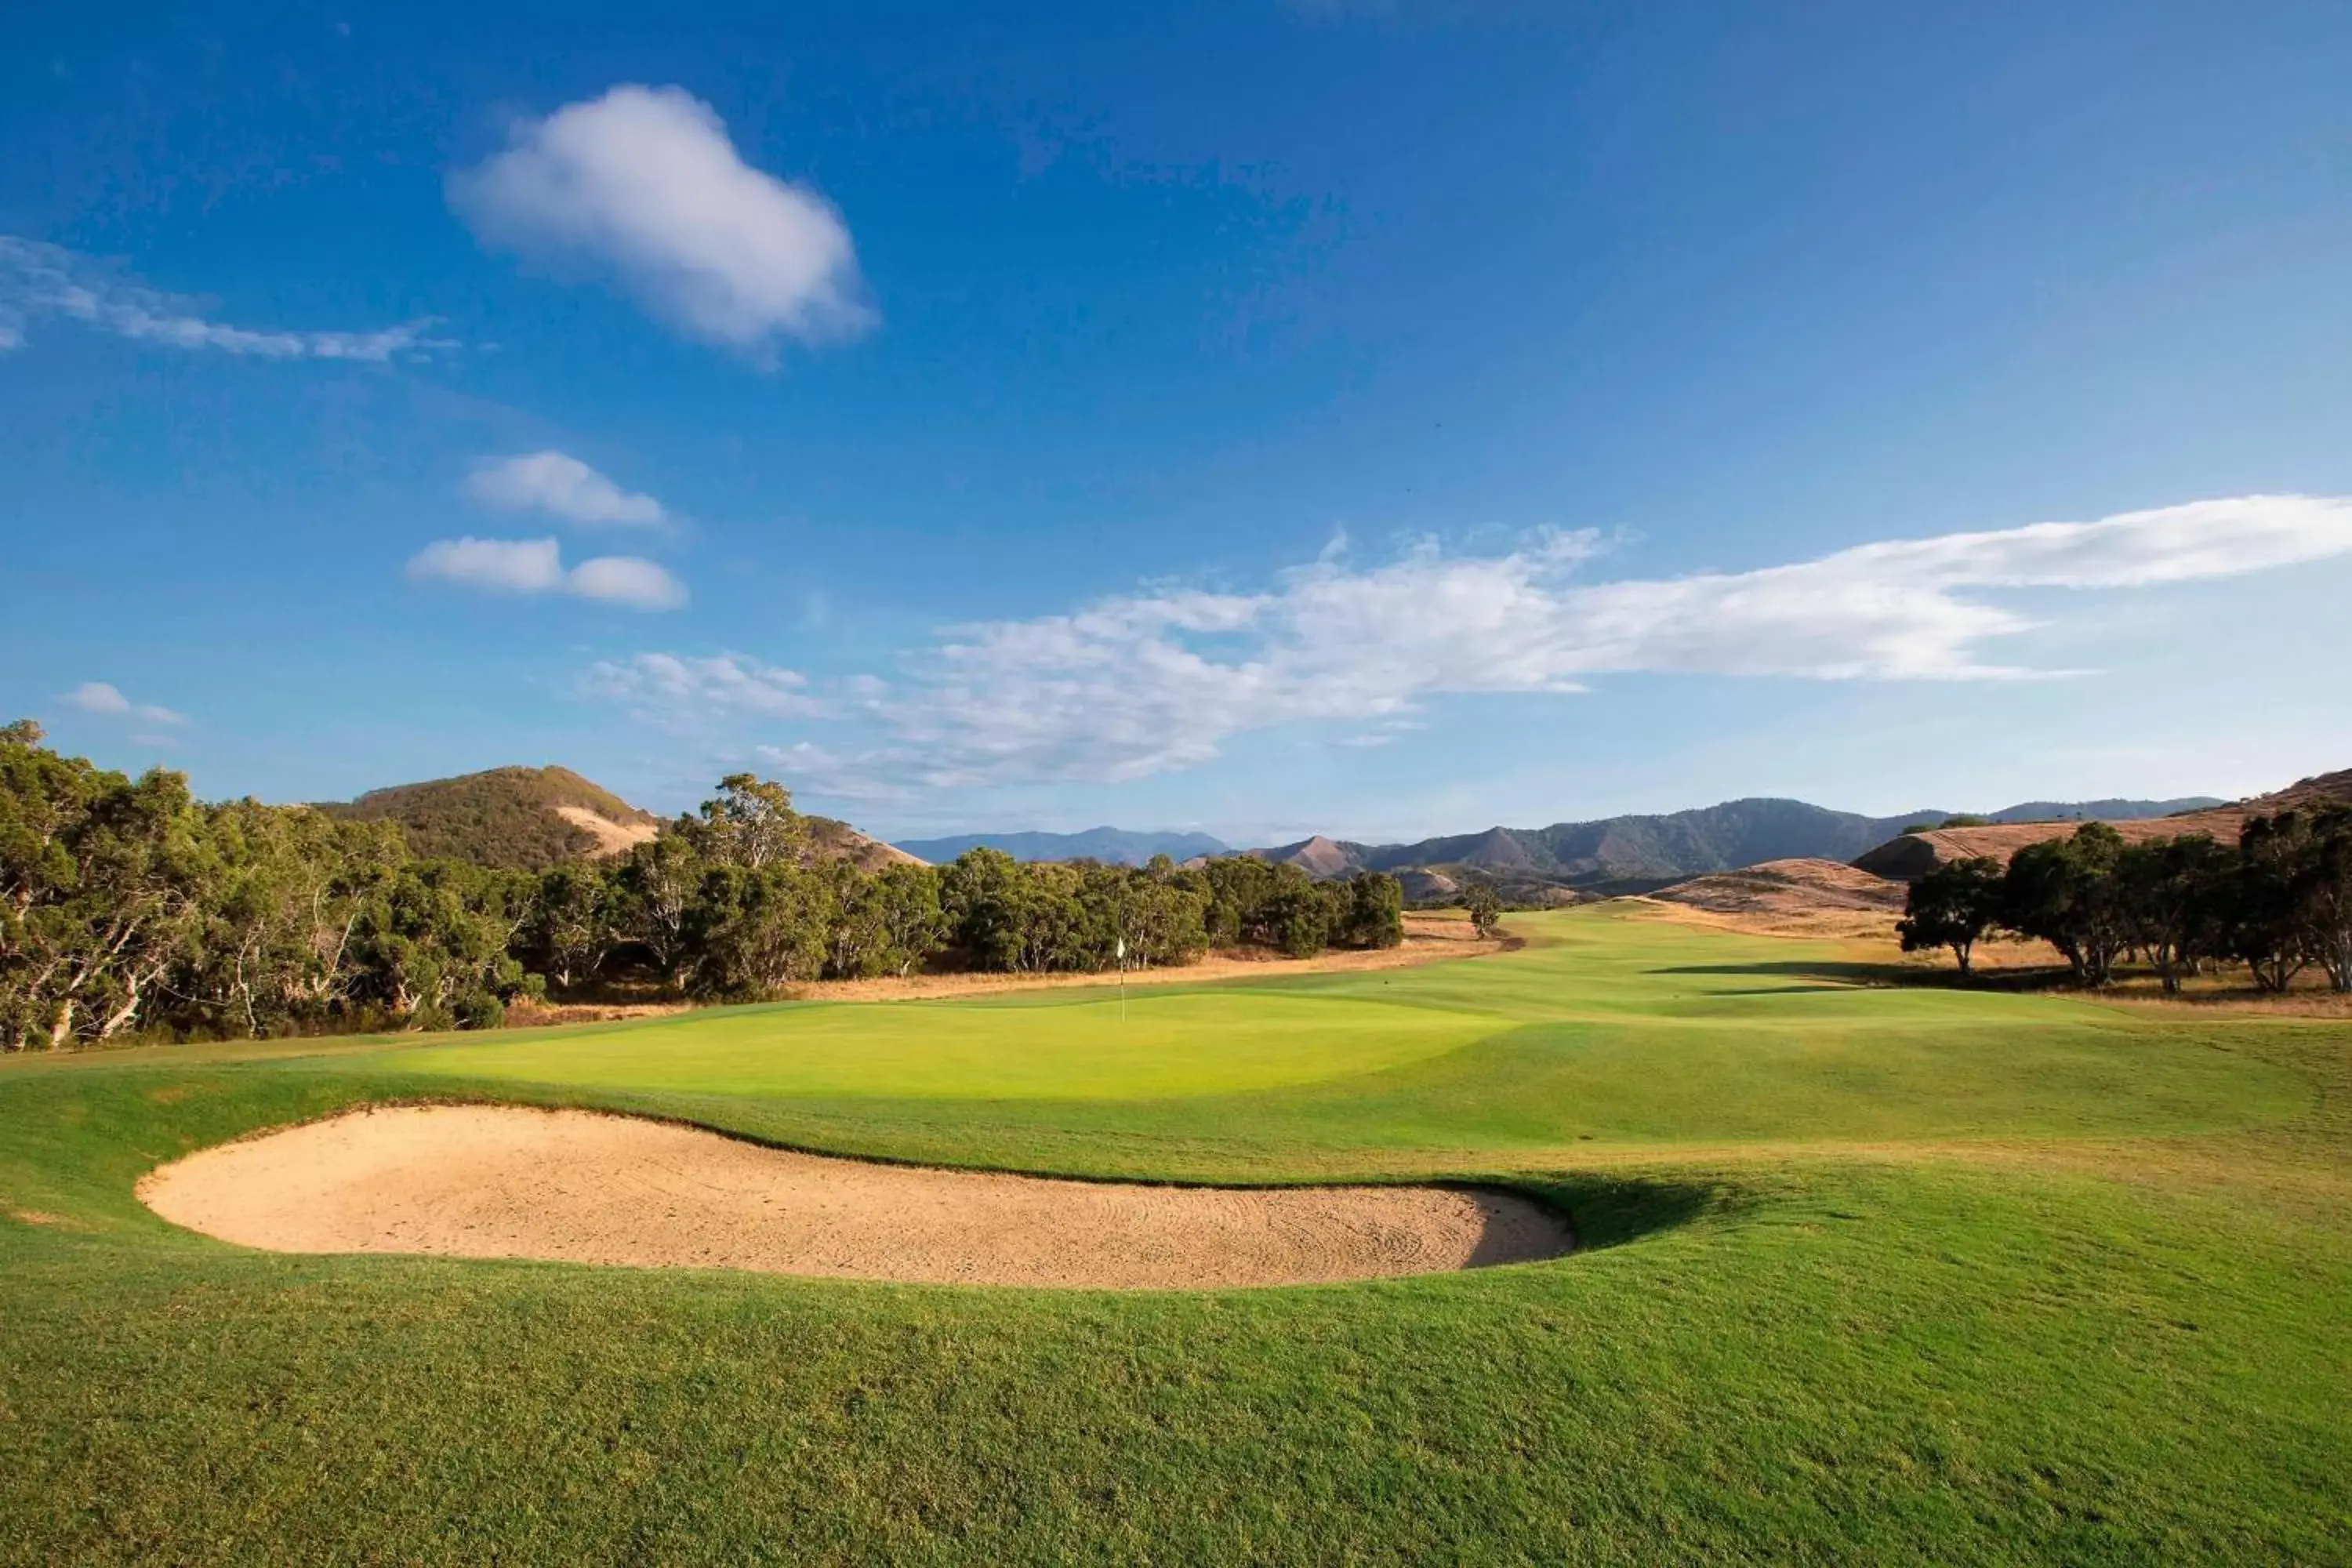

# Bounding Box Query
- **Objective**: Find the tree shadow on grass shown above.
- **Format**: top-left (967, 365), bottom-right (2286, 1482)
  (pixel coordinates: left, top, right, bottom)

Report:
top-left (1652, 958), bottom-right (2082, 996)
top-left (1494, 1171), bottom-right (1746, 1257)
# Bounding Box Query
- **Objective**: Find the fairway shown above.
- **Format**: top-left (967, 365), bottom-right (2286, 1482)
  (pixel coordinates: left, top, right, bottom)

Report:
top-left (385, 909), bottom-right (2309, 1158)
top-left (2, 907), bottom-right (2347, 1563)
top-left (394, 989), bottom-right (1498, 1100)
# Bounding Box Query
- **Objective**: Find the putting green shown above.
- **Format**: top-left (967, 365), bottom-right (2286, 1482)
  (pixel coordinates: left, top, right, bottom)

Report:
top-left (394, 989), bottom-right (1502, 1100)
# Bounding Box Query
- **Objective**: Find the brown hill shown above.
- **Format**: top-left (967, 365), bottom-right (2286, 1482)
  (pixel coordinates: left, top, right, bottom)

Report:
top-left (1396, 868), bottom-right (1461, 902)
top-left (1255, 835), bottom-right (1366, 880)
top-left (807, 816), bottom-right (927, 872)
top-left (319, 767), bottom-right (920, 875)
top-left (316, 766), bottom-right (664, 871)
top-left (1854, 768), bottom-right (2352, 880)
top-left (1639, 858), bottom-right (1907, 936)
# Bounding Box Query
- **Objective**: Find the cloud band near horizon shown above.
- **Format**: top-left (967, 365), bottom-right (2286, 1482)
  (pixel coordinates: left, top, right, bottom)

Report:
top-left (586, 493), bottom-right (2352, 801)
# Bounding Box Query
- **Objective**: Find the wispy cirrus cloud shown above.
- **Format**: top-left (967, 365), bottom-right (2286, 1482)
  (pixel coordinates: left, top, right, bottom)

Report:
top-left (407, 537), bottom-right (687, 611)
top-left (0, 236), bottom-right (451, 361)
top-left (583, 652), bottom-right (828, 720)
top-left (582, 493), bottom-right (2352, 799)
top-left (465, 450), bottom-right (666, 526)
top-left (448, 84), bottom-right (873, 359)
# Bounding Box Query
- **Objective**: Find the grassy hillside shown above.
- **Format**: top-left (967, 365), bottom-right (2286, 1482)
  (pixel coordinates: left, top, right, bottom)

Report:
top-left (314, 765), bottom-right (661, 870)
top-left (314, 770), bottom-right (916, 875)
top-left (2, 908), bottom-right (2346, 1561)
top-left (1982, 795), bottom-right (2223, 822)
top-left (804, 815), bottom-right (927, 872)
top-left (1857, 767), bottom-right (2352, 878)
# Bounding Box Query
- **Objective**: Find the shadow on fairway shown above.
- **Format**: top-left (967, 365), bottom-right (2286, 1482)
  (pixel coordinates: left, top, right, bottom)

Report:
top-left (1654, 957), bottom-right (2089, 996)
top-left (1514, 1172), bottom-right (1737, 1254)
top-left (1653, 959), bottom-right (1900, 985)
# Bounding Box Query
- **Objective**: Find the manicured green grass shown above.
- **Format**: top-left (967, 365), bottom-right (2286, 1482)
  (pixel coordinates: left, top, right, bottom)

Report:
top-left (394, 989), bottom-right (1496, 1100)
top-left (2, 907), bottom-right (2347, 1563)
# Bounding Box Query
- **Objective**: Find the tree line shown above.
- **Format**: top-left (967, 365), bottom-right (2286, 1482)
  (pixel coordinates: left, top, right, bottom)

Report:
top-left (1898, 813), bottom-right (2352, 993)
top-left (2, 723), bottom-right (1403, 1049)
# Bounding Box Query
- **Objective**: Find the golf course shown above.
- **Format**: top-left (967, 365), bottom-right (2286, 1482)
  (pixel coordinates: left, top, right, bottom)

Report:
top-left (3, 906), bottom-right (2347, 1563)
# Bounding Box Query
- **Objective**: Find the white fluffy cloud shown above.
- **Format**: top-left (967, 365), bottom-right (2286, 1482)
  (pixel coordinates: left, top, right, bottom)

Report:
top-left (583, 493), bottom-right (2352, 795)
top-left (407, 537), bottom-right (686, 611)
top-left (448, 85), bottom-right (872, 357)
top-left (465, 451), bottom-right (666, 525)
top-left (60, 681), bottom-right (186, 724)
top-left (0, 237), bottom-right (450, 361)
top-left (583, 652), bottom-right (827, 720)
top-left (565, 556), bottom-right (691, 610)
top-left (408, 537), bottom-right (565, 593)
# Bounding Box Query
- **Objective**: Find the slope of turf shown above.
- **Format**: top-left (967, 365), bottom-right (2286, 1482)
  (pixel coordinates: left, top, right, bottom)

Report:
top-left (392, 989), bottom-right (1497, 1101)
top-left (1, 906), bottom-right (2346, 1564)
top-left (379, 909), bottom-right (2308, 1167)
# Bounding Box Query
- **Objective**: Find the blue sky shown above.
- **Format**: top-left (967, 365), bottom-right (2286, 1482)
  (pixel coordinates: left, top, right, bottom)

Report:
top-left (5, 1), bottom-right (2350, 844)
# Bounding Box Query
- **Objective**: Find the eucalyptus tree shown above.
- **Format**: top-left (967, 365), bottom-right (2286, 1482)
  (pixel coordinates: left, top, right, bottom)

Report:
top-left (684, 863), bottom-right (829, 998)
top-left (1461, 879), bottom-right (1504, 941)
top-left (1897, 856), bottom-right (2005, 977)
top-left (1336, 873), bottom-right (1406, 950)
top-left (682, 774), bottom-right (807, 871)
top-left (2229, 812), bottom-right (2318, 993)
top-left (612, 831), bottom-right (700, 982)
top-left (2001, 823), bottom-right (2129, 985)
top-left (532, 862), bottom-right (615, 990)
top-left (2113, 835), bottom-right (2232, 994)
top-left (2307, 808), bottom-right (2352, 993)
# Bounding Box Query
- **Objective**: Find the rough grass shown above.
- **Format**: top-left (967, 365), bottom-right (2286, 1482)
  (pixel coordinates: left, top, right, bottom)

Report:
top-left (1, 908), bottom-right (2347, 1564)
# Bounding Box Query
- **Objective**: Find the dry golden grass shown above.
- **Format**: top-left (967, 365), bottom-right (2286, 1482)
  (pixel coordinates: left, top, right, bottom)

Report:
top-left (1628, 859), bottom-right (1907, 939)
top-left (1629, 893), bottom-right (2352, 1018)
top-left (1863, 766), bottom-right (2352, 875)
top-left (1848, 932), bottom-right (2352, 1018)
top-left (550, 805), bottom-right (660, 857)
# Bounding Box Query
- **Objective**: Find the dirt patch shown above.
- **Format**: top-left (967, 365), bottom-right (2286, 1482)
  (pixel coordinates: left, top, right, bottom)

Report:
top-left (503, 998), bottom-right (692, 1029)
top-left (138, 1106), bottom-right (1571, 1289)
top-left (553, 806), bottom-right (660, 858)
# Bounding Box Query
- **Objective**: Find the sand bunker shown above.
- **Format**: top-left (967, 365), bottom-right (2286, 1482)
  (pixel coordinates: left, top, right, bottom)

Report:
top-left (138, 1106), bottom-right (1570, 1289)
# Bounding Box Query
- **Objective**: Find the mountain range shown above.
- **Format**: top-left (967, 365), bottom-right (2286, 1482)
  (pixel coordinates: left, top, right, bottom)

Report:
top-left (313, 765), bottom-right (2246, 892)
top-left (1249, 794), bottom-right (2225, 895)
top-left (891, 828), bottom-right (1231, 866)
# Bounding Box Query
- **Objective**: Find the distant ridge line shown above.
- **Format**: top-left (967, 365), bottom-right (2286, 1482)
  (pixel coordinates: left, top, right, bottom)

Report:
top-left (891, 827), bottom-right (1231, 867)
top-left (1243, 793), bottom-right (2229, 891)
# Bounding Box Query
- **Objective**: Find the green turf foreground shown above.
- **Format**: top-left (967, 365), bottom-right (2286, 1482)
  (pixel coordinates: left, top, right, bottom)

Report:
top-left (2, 909), bottom-right (2346, 1563)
